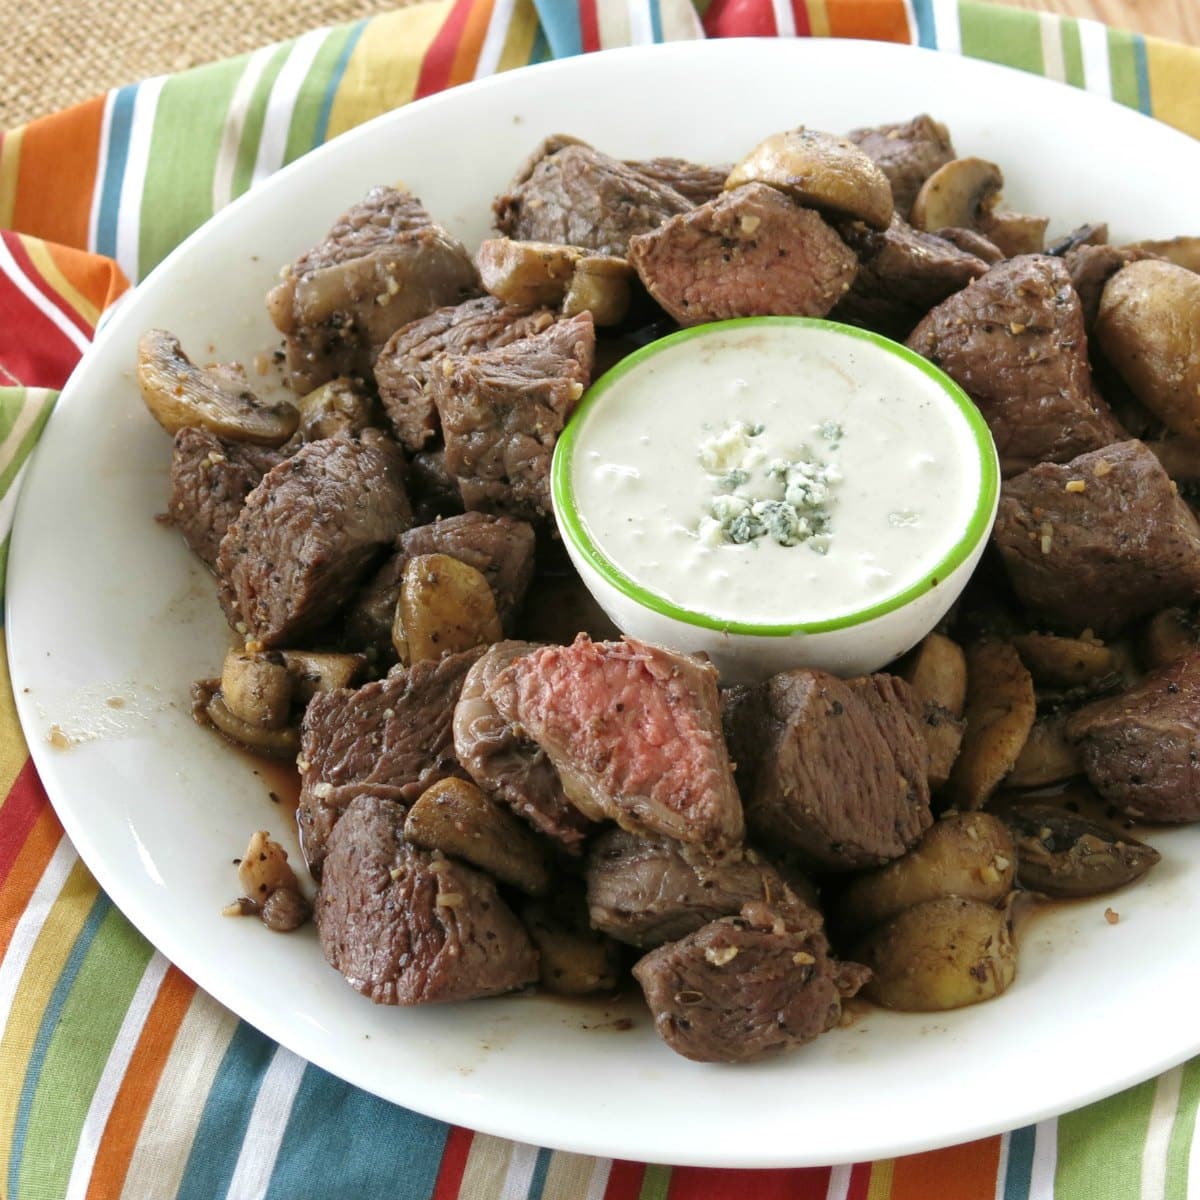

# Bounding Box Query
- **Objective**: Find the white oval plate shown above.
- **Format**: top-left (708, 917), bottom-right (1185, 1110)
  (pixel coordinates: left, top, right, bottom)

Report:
top-left (9, 38), bottom-right (1200, 1169)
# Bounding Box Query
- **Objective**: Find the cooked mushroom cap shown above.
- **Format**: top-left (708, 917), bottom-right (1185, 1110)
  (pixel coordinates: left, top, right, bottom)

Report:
top-left (725, 128), bottom-right (893, 230)
top-left (910, 157), bottom-right (1003, 235)
top-left (137, 330), bottom-right (298, 445)
top-left (1125, 235), bottom-right (1200, 274)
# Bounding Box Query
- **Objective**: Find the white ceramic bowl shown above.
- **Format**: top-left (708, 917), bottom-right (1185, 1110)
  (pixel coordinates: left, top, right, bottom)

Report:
top-left (553, 318), bottom-right (1000, 681)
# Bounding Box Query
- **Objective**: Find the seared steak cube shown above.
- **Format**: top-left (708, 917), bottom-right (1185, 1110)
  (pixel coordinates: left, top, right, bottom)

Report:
top-left (832, 215), bottom-right (990, 339)
top-left (433, 312), bottom-right (595, 521)
top-left (626, 183), bottom-right (857, 326)
top-left (906, 255), bottom-right (1123, 476)
top-left (297, 647), bottom-right (484, 875)
top-left (487, 635), bottom-right (744, 849)
top-left (1064, 242), bottom-right (1155, 332)
top-left (993, 440), bottom-right (1200, 636)
top-left (317, 793), bottom-right (537, 1004)
top-left (342, 512), bottom-right (536, 659)
top-left (741, 669), bottom-right (931, 872)
top-left (632, 900), bottom-right (869, 1063)
top-left (375, 296), bottom-right (555, 452)
top-left (216, 436), bottom-right (412, 646)
top-left (168, 427), bottom-right (281, 569)
top-left (1067, 653), bottom-right (1200, 822)
top-left (453, 641), bottom-right (591, 851)
top-left (845, 114), bottom-right (955, 218)
top-left (493, 139), bottom-right (693, 257)
top-left (586, 828), bottom-right (804, 949)
top-left (626, 156), bottom-right (730, 205)
top-left (266, 187), bottom-right (479, 394)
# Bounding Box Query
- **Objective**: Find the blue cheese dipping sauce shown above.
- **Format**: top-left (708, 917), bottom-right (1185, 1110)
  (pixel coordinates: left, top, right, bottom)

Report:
top-left (552, 318), bottom-right (999, 681)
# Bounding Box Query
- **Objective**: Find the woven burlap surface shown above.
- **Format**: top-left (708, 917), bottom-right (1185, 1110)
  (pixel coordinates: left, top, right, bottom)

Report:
top-left (0, 0), bottom-right (416, 128)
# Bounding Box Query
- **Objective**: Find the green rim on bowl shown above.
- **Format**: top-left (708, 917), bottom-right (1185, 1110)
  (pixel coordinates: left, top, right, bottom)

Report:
top-left (551, 316), bottom-right (1000, 638)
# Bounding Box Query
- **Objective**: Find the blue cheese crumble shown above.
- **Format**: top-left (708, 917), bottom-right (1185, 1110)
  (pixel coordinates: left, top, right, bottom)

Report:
top-left (697, 421), bottom-right (841, 551)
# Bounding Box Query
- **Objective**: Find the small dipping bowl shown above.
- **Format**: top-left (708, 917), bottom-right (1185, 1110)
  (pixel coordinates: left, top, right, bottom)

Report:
top-left (552, 317), bottom-right (999, 683)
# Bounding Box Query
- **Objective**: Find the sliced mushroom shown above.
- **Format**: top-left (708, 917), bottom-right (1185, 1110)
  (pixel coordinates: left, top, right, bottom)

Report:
top-left (220, 649), bottom-right (293, 730)
top-left (725, 128), bottom-right (893, 230)
top-left (476, 238), bottom-right (582, 307)
top-left (1003, 803), bottom-right (1160, 897)
top-left (137, 330), bottom-right (298, 445)
top-left (1046, 222), bottom-right (1108, 257)
top-left (294, 377), bottom-right (375, 442)
top-left (1005, 710), bottom-right (1082, 788)
top-left (1140, 605), bottom-right (1200, 670)
top-left (981, 210), bottom-right (1048, 257)
top-left (562, 255), bottom-right (634, 326)
top-left (910, 157), bottom-right (1003, 235)
top-left (1011, 633), bottom-right (1115, 689)
top-left (897, 631), bottom-right (967, 717)
top-left (237, 829), bottom-right (302, 903)
top-left (521, 896), bottom-right (623, 996)
top-left (204, 693), bottom-right (300, 758)
top-left (403, 777), bottom-right (552, 895)
top-left (280, 650), bottom-right (366, 702)
top-left (394, 553), bottom-right (503, 665)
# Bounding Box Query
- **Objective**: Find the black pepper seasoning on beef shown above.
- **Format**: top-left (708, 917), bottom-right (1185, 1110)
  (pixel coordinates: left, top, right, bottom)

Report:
top-left (626, 183), bottom-right (857, 326)
top-left (905, 255), bottom-right (1124, 476)
top-left (215, 436), bottom-right (413, 646)
top-left (993, 440), bottom-right (1200, 636)
top-left (317, 793), bottom-right (538, 1004)
top-left (297, 647), bottom-right (484, 876)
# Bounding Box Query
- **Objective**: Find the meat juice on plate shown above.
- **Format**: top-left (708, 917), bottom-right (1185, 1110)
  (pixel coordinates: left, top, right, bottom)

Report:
top-left (568, 322), bottom-right (982, 625)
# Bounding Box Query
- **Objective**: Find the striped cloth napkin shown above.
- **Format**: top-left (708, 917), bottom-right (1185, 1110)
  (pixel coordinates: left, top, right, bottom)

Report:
top-left (2, 2), bottom-right (1199, 1197)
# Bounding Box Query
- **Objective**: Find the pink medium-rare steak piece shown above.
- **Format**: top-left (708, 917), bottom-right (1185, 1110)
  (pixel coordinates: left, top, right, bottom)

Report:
top-left (487, 635), bottom-right (744, 849)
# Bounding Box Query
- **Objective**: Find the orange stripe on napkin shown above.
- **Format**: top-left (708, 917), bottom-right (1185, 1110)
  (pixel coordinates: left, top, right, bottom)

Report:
top-left (825, 0), bottom-right (912, 42)
top-left (889, 1137), bottom-right (1002, 1200)
top-left (84, 965), bottom-right (196, 1200)
top-left (8, 97), bottom-right (106, 250)
top-left (448, 0), bottom-right (495, 86)
top-left (0, 806), bottom-right (63, 963)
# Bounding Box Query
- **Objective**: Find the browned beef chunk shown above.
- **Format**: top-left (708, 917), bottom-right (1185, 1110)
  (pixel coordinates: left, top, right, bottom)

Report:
top-left (216, 437), bottom-right (412, 646)
top-left (493, 140), bottom-right (693, 257)
top-left (626, 156), bottom-right (730, 205)
top-left (488, 635), bottom-right (744, 849)
top-left (626, 183), bottom-right (857, 326)
top-left (1064, 243), bottom-right (1155, 332)
top-left (317, 793), bottom-right (537, 1004)
top-left (453, 640), bottom-right (591, 851)
top-left (831, 215), bottom-right (990, 339)
top-left (586, 828), bottom-right (804, 949)
top-left (993, 440), bottom-right (1200, 636)
top-left (1067, 653), bottom-right (1200, 822)
top-left (845, 114), bottom-right (956, 218)
top-left (433, 312), bottom-right (594, 521)
top-left (342, 513), bottom-right (536, 659)
top-left (297, 647), bottom-right (484, 876)
top-left (374, 297), bottom-right (555, 452)
top-left (632, 900), bottom-right (869, 1063)
top-left (906, 255), bottom-right (1123, 476)
top-left (266, 187), bottom-right (479, 394)
top-left (741, 669), bottom-right (931, 872)
top-left (168, 427), bottom-right (282, 569)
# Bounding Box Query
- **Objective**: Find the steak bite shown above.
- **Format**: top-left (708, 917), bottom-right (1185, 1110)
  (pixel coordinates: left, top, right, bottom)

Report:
top-left (493, 140), bottom-right (694, 257)
top-left (374, 296), bottom-right (555, 452)
top-left (626, 156), bottom-right (730, 205)
top-left (906, 255), bottom-right (1124, 476)
top-left (626, 183), bottom-right (857, 326)
top-left (845, 114), bottom-right (956, 219)
top-left (342, 512), bottom-right (536, 659)
top-left (317, 793), bottom-right (537, 1004)
top-left (632, 900), bottom-right (869, 1063)
top-left (297, 647), bottom-right (484, 876)
top-left (453, 641), bottom-right (591, 851)
top-left (831, 215), bottom-right (990, 339)
top-left (489, 635), bottom-right (744, 849)
top-left (168, 427), bottom-right (282, 569)
top-left (216, 436), bottom-right (413, 646)
top-left (1067, 653), bottom-right (1200, 822)
top-left (741, 669), bottom-right (932, 872)
top-left (433, 311), bottom-right (595, 522)
top-left (586, 828), bottom-right (805, 949)
top-left (266, 187), bottom-right (479, 394)
top-left (993, 440), bottom-right (1200, 636)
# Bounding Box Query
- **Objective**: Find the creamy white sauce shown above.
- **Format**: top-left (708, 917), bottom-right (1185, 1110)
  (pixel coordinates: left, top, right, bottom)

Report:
top-left (568, 323), bottom-right (984, 626)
